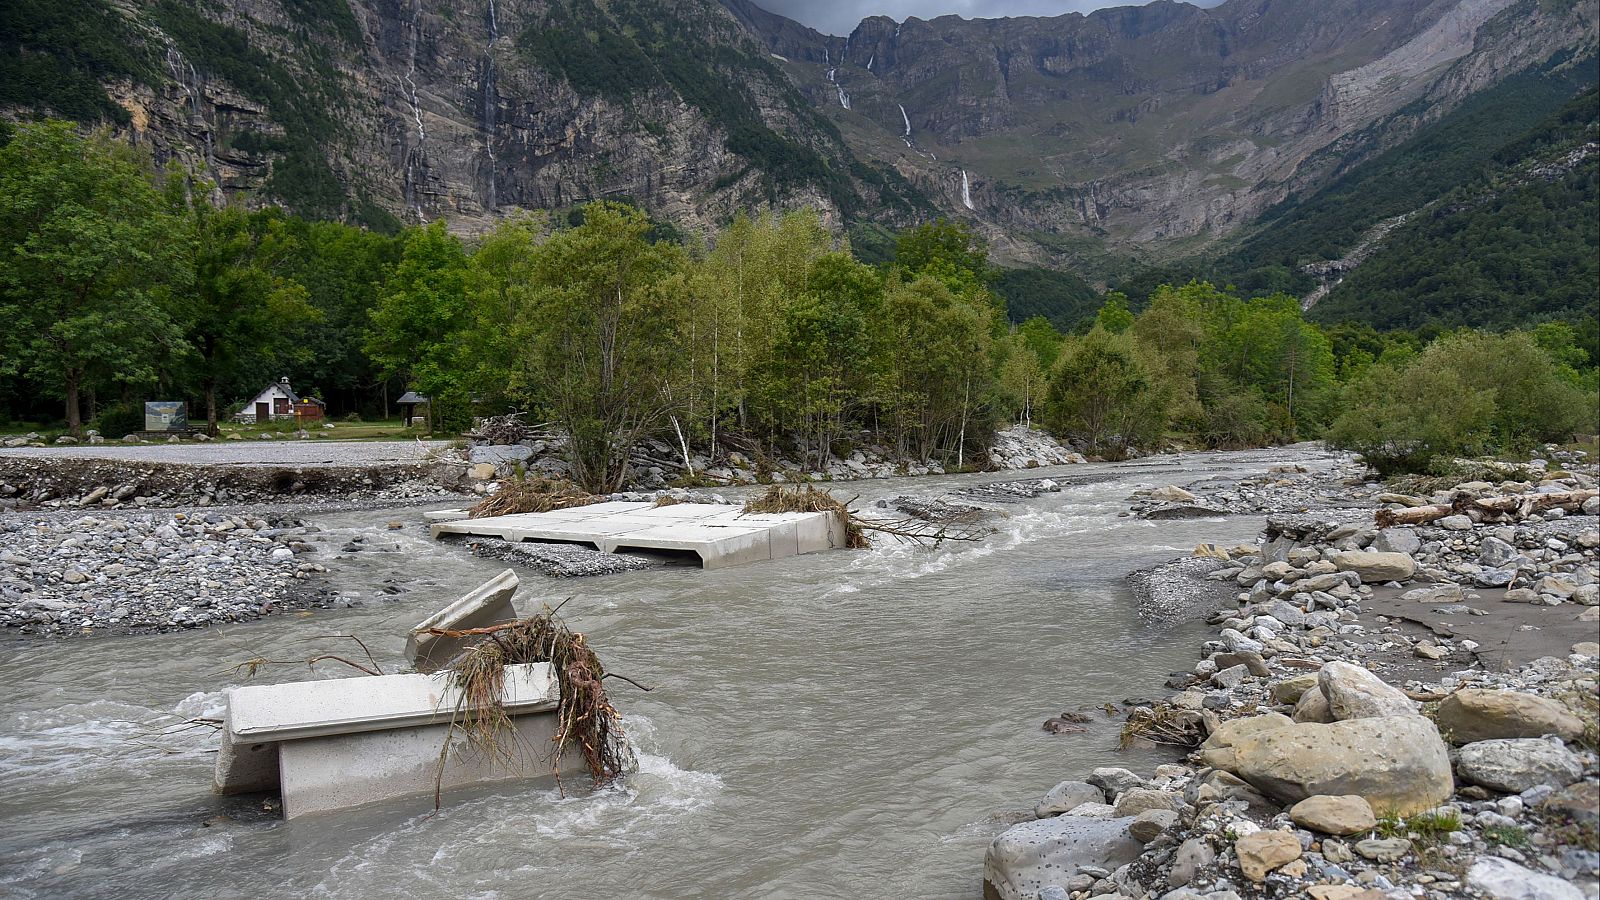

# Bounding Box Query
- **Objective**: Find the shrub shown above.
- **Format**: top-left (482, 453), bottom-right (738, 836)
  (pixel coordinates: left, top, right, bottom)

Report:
top-left (92, 402), bottom-right (144, 437)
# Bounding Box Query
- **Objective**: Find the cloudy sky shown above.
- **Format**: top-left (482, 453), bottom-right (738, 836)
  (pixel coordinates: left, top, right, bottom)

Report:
top-left (755, 0), bottom-right (1212, 35)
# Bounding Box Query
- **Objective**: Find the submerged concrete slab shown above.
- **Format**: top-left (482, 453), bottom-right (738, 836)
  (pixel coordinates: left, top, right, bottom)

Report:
top-left (430, 503), bottom-right (840, 569)
top-left (277, 713), bottom-right (577, 819)
top-left (214, 663), bottom-right (561, 809)
top-left (405, 569), bottom-right (521, 673)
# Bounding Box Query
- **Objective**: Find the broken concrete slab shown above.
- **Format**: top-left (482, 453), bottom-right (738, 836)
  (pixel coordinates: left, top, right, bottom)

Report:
top-left (215, 662), bottom-right (562, 817)
top-left (405, 569), bottom-right (520, 673)
top-left (430, 502), bottom-right (841, 569)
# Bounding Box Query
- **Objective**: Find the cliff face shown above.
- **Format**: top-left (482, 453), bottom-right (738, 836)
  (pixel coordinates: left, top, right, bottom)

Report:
top-left (10, 0), bottom-right (1596, 263)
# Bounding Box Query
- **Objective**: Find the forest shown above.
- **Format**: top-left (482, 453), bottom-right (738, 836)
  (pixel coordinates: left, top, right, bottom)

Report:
top-left (1, 120), bottom-right (1595, 491)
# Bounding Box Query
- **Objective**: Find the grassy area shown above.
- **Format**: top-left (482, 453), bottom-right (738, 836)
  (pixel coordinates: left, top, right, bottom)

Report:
top-left (218, 417), bottom-right (431, 441)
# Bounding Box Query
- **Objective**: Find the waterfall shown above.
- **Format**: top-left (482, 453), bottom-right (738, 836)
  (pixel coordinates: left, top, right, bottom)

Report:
top-left (836, 85), bottom-right (850, 110)
top-left (866, 53), bottom-right (874, 71)
top-left (899, 104), bottom-right (910, 136)
top-left (401, 0), bottom-right (427, 217)
top-left (961, 170), bottom-right (975, 210)
top-left (827, 67), bottom-right (835, 83)
top-left (481, 0), bottom-right (498, 210)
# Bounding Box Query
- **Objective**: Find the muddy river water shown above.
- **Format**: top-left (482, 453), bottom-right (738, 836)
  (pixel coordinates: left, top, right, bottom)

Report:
top-left (0, 447), bottom-right (1333, 899)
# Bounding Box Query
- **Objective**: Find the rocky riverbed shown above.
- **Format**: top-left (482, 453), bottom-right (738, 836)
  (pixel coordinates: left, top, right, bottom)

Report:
top-left (0, 511), bottom-right (334, 634)
top-left (987, 451), bottom-right (1600, 900)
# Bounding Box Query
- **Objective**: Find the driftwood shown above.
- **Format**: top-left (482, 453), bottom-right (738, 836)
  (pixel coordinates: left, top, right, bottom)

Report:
top-left (1375, 489), bottom-right (1596, 528)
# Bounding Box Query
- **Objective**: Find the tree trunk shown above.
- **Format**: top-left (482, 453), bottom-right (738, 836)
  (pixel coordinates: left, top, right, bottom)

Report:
top-left (65, 370), bottom-right (83, 436)
top-left (206, 380), bottom-right (219, 436)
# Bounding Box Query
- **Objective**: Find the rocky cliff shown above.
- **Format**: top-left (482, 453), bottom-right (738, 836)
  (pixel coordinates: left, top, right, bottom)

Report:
top-left (7, 0), bottom-right (1595, 264)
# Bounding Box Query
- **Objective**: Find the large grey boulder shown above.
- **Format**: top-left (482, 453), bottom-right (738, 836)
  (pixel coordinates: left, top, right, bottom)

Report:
top-left (1318, 661), bottom-right (1417, 720)
top-left (1467, 857), bottom-right (1585, 900)
top-left (1456, 738), bottom-right (1585, 793)
top-left (1293, 686), bottom-right (1335, 723)
top-left (982, 815), bottom-right (1142, 900)
top-left (1221, 715), bottom-right (1453, 815)
top-left (1434, 689), bottom-right (1586, 744)
top-left (1332, 550), bottom-right (1415, 583)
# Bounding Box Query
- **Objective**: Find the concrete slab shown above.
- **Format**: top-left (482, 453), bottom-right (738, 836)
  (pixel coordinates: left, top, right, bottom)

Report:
top-left (405, 569), bottom-right (521, 673)
top-left (430, 503), bottom-right (841, 569)
top-left (423, 508), bottom-right (471, 523)
top-left (277, 713), bottom-right (578, 819)
top-left (224, 663), bottom-right (558, 744)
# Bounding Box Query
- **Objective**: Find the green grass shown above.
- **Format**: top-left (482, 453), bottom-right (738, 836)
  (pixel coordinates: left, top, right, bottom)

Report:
top-left (219, 418), bottom-right (425, 441)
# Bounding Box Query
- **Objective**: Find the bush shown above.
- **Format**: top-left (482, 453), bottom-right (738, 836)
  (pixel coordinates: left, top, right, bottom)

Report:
top-left (1326, 330), bottom-right (1588, 475)
top-left (92, 402), bottom-right (144, 438)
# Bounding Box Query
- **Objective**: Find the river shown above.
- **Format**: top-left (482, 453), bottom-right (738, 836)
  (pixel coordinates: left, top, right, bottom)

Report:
top-left (0, 447), bottom-right (1333, 899)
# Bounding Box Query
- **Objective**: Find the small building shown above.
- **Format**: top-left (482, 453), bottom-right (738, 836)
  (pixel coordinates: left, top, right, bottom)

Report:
top-left (234, 377), bottom-right (323, 423)
top-left (397, 390), bottom-right (430, 427)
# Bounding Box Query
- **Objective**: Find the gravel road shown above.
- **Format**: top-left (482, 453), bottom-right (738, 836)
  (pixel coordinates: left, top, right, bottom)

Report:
top-left (0, 440), bottom-right (453, 468)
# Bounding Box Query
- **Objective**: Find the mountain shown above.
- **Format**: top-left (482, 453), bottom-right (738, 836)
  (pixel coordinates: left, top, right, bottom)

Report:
top-left (4, 0), bottom-right (1596, 269)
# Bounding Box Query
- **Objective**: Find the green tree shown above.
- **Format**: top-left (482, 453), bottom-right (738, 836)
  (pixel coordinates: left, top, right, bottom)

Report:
top-left (0, 121), bottom-right (189, 433)
top-left (365, 219), bottom-right (470, 429)
top-left (184, 202), bottom-right (317, 433)
top-left (894, 219), bottom-right (990, 296)
top-left (1095, 291), bottom-right (1135, 334)
top-left (1044, 329), bottom-right (1165, 457)
top-left (520, 202), bottom-right (687, 492)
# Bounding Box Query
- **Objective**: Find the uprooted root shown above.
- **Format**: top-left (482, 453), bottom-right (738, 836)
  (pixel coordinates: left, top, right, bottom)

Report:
top-left (1119, 705), bottom-right (1205, 749)
top-left (469, 475), bottom-right (598, 518)
top-left (743, 484), bottom-right (869, 549)
top-left (433, 606), bottom-right (632, 798)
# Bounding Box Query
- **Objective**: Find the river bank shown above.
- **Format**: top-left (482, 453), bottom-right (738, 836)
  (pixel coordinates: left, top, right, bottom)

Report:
top-left (985, 450), bottom-right (1600, 900)
top-left (0, 446), bottom-right (1322, 899)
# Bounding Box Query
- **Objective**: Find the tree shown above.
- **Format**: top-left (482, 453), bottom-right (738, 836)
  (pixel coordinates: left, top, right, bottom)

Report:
top-left (0, 121), bottom-right (189, 433)
top-left (1044, 329), bottom-right (1164, 457)
top-left (365, 220), bottom-right (470, 429)
top-left (894, 219), bottom-right (990, 296)
top-left (521, 202), bottom-right (687, 492)
top-left (184, 202), bottom-right (316, 433)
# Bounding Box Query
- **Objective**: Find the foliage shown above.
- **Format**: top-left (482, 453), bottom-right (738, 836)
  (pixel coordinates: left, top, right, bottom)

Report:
top-left (1, 0), bottom-right (150, 123)
top-left (1044, 329), bottom-right (1164, 458)
top-left (0, 122), bottom-right (190, 433)
top-left (365, 220), bottom-right (471, 429)
top-left (1326, 331), bottom-right (1590, 475)
top-left (992, 266), bottom-right (1101, 330)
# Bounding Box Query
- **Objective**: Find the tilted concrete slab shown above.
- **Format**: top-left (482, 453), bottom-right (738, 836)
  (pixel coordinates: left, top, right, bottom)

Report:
top-left (405, 569), bottom-right (521, 673)
top-left (430, 503), bottom-right (840, 569)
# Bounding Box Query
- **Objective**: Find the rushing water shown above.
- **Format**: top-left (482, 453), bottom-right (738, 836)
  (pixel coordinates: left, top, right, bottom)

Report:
top-left (0, 448), bottom-right (1333, 899)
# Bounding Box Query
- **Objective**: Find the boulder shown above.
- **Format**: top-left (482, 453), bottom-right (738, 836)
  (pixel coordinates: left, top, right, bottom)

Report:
top-left (1147, 485), bottom-right (1198, 502)
top-left (1167, 837), bottom-right (1214, 888)
top-left (1318, 661), bottom-right (1417, 720)
top-left (1355, 837), bottom-right (1411, 862)
top-left (1467, 857), bottom-right (1585, 900)
top-left (1086, 767), bottom-right (1144, 798)
top-left (1271, 672), bottom-right (1321, 705)
top-left (1293, 686), bottom-right (1335, 723)
top-left (1289, 794), bottom-right (1377, 835)
top-left (1371, 528), bottom-right (1421, 555)
top-left (1034, 780), bottom-right (1104, 818)
top-left (1110, 788), bottom-right (1183, 818)
top-left (982, 815), bottom-right (1142, 900)
top-left (1128, 809), bottom-right (1178, 843)
top-left (1223, 715), bottom-right (1453, 815)
top-left (1434, 689), bottom-right (1586, 744)
top-left (1201, 712), bottom-right (1294, 751)
top-left (1234, 830), bottom-right (1301, 882)
top-left (1455, 738), bottom-right (1584, 793)
top-left (1332, 551), bottom-right (1415, 583)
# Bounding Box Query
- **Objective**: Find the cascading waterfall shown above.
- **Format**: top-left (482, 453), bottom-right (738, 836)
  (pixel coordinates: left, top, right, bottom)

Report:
top-left (899, 103), bottom-right (912, 148)
top-left (866, 53), bottom-right (874, 71)
top-left (837, 84), bottom-right (851, 110)
top-left (401, 0), bottom-right (428, 217)
top-left (165, 48), bottom-right (214, 172)
top-left (481, 0), bottom-right (498, 210)
top-left (961, 170), bottom-right (975, 210)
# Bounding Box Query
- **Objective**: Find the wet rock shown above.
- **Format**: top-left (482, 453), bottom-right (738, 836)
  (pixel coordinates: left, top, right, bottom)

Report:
top-left (1467, 856), bottom-right (1585, 900)
top-left (1318, 661), bottom-right (1417, 720)
top-left (982, 815), bottom-right (1142, 900)
top-left (1456, 738), bottom-right (1584, 793)
top-left (1235, 829), bottom-right (1302, 881)
top-left (1289, 795), bottom-right (1377, 835)
top-left (1223, 715), bottom-right (1453, 815)
top-left (1434, 689), bottom-right (1586, 744)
